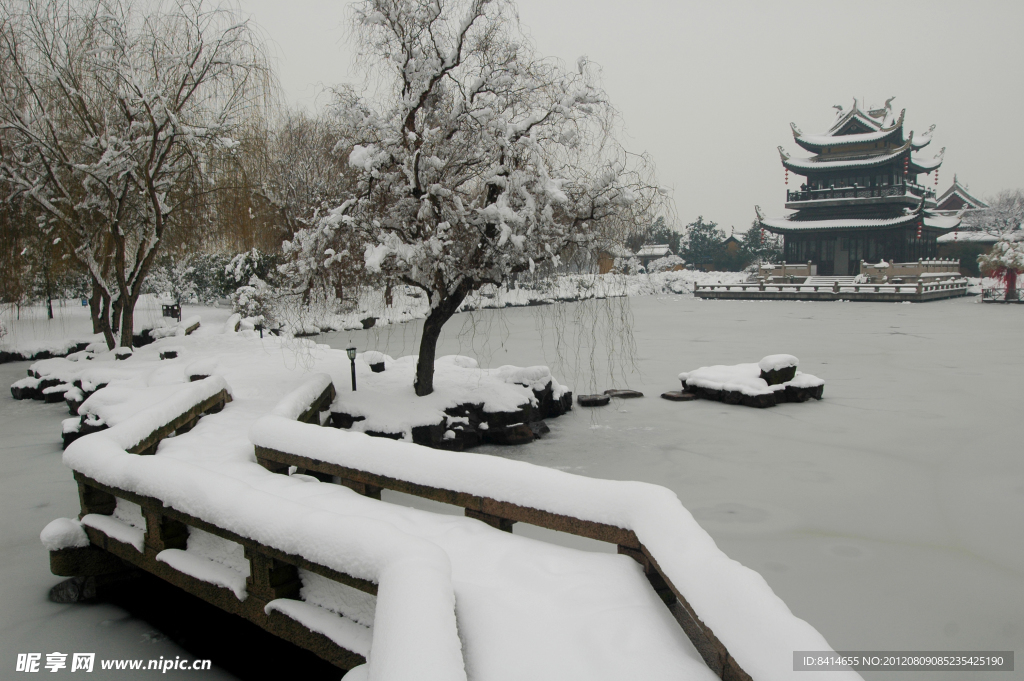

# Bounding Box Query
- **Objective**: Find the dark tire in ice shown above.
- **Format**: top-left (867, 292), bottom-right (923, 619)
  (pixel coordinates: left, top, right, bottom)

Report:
top-left (577, 394), bottom-right (610, 407)
top-left (604, 389), bottom-right (644, 399)
top-left (49, 576), bottom-right (96, 603)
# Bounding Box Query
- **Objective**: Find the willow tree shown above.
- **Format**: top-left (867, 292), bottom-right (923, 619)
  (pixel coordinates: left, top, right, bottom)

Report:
top-left (0, 0), bottom-right (271, 347)
top-left (300, 0), bottom-right (661, 396)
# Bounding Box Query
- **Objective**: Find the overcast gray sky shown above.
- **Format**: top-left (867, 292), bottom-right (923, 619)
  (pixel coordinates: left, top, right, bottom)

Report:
top-left (237, 0), bottom-right (1024, 234)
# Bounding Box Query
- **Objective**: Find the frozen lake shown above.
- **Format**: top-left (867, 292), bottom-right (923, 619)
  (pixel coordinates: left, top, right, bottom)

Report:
top-left (3, 293), bottom-right (1021, 680)
top-left (321, 294), bottom-right (1024, 680)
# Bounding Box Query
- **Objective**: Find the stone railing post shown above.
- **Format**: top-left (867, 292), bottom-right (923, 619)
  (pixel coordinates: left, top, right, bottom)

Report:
top-left (244, 547), bottom-right (301, 603)
top-left (143, 509), bottom-right (188, 559)
top-left (77, 481), bottom-right (115, 518)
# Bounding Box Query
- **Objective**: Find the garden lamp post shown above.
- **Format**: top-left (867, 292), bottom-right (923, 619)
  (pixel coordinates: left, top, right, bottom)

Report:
top-left (346, 346), bottom-right (357, 391)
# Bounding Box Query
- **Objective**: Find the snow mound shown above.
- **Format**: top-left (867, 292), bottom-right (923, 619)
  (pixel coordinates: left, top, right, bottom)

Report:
top-left (758, 354), bottom-right (799, 373)
top-left (679, 361), bottom-right (823, 397)
top-left (680, 364), bottom-right (778, 397)
top-left (265, 599), bottom-right (372, 657)
top-left (361, 351), bottom-right (391, 366)
top-left (40, 518), bottom-right (89, 551)
top-left (332, 354), bottom-right (568, 436)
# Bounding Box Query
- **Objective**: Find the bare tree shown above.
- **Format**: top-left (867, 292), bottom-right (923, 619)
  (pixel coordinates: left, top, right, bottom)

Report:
top-left (968, 189), bottom-right (1024, 235)
top-left (295, 0), bottom-right (661, 396)
top-left (0, 0), bottom-right (271, 347)
top-left (270, 96), bottom-right (369, 304)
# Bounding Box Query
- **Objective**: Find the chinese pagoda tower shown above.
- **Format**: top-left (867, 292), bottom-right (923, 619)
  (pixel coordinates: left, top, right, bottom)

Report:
top-left (756, 98), bottom-right (962, 276)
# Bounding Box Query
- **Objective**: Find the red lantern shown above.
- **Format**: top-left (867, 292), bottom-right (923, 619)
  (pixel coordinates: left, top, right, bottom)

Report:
top-left (785, 169), bottom-right (789, 186)
top-left (917, 219), bottom-right (922, 239)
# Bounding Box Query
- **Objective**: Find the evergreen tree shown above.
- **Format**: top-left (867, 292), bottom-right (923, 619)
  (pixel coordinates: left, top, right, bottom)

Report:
top-left (739, 221), bottom-right (783, 265)
top-left (681, 216), bottom-right (725, 267)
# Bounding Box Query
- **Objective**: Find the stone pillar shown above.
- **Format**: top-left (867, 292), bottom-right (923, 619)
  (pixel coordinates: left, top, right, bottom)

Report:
top-left (77, 481), bottom-right (115, 518)
top-left (465, 508), bottom-right (515, 532)
top-left (245, 548), bottom-right (301, 602)
top-left (143, 509), bottom-right (188, 559)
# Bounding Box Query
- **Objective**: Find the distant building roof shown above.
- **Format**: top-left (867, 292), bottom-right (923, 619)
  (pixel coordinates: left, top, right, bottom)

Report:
top-left (779, 140), bottom-right (944, 175)
top-left (935, 176), bottom-right (988, 212)
top-left (599, 244), bottom-right (633, 258)
top-left (937, 230), bottom-right (1022, 244)
top-left (636, 244), bottom-right (671, 258)
top-left (760, 211), bottom-right (960, 234)
top-left (936, 231), bottom-right (998, 244)
top-left (791, 108), bottom-right (908, 153)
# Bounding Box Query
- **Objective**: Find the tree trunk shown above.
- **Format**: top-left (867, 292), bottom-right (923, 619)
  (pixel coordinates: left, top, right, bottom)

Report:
top-left (110, 297), bottom-right (121, 335)
top-left (415, 311), bottom-right (446, 397)
top-left (414, 281), bottom-right (474, 396)
top-left (1006, 270), bottom-right (1018, 302)
top-left (119, 294), bottom-right (138, 349)
top-left (89, 283), bottom-right (103, 334)
top-left (44, 267), bottom-right (54, 319)
top-left (89, 278), bottom-right (116, 349)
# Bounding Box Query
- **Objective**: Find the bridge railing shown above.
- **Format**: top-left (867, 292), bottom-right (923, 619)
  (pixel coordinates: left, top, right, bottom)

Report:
top-left (58, 374), bottom-right (467, 680)
top-left (695, 279), bottom-right (968, 296)
top-left (860, 259), bottom-right (960, 278)
top-left (250, 404), bottom-right (852, 681)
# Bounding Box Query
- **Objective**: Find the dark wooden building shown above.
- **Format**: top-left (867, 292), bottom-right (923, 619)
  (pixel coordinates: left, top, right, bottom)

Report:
top-left (757, 99), bottom-right (961, 275)
top-left (934, 175), bottom-right (988, 214)
top-left (935, 176), bottom-right (991, 274)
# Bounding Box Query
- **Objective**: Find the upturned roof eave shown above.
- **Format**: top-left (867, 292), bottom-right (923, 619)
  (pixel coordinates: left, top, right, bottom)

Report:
top-left (779, 138), bottom-right (913, 174)
top-left (757, 205), bottom-right (960, 234)
top-left (792, 109), bottom-right (906, 152)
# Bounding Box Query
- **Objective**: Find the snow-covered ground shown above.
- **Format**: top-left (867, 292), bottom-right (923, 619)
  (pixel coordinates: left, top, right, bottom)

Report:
top-left (319, 294), bottom-right (1024, 681)
top-left (3, 292), bottom-right (1022, 680)
top-left (0, 296), bottom-right (236, 359)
